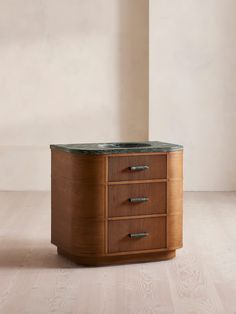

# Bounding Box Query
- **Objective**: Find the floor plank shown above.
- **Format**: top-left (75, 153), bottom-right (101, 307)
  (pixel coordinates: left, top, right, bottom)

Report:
top-left (0, 192), bottom-right (236, 314)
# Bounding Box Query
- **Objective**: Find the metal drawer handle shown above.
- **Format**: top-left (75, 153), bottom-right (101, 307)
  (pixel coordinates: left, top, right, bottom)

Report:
top-left (129, 165), bottom-right (149, 171)
top-left (129, 197), bottom-right (149, 203)
top-left (128, 232), bottom-right (149, 239)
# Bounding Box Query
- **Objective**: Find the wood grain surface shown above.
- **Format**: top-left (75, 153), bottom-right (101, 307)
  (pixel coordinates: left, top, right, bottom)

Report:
top-left (51, 149), bottom-right (105, 183)
top-left (108, 154), bottom-right (167, 181)
top-left (51, 150), bottom-right (106, 256)
top-left (51, 150), bottom-right (183, 264)
top-left (108, 217), bottom-right (166, 253)
top-left (108, 182), bottom-right (167, 217)
top-left (167, 151), bottom-right (183, 250)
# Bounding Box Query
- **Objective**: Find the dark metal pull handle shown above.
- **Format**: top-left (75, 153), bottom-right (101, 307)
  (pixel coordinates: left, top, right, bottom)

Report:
top-left (129, 165), bottom-right (149, 171)
top-left (128, 232), bottom-right (149, 239)
top-left (129, 197), bottom-right (149, 203)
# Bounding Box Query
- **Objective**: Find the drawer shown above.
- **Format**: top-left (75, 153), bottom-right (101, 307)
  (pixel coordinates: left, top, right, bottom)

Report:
top-left (108, 217), bottom-right (166, 253)
top-left (108, 182), bottom-right (166, 217)
top-left (108, 154), bottom-right (167, 182)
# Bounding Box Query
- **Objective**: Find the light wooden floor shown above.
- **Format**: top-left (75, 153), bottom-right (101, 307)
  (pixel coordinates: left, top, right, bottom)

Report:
top-left (0, 192), bottom-right (236, 314)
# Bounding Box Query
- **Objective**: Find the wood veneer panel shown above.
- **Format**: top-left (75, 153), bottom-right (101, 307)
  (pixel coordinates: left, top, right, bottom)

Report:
top-left (52, 218), bottom-right (105, 255)
top-left (108, 217), bottom-right (166, 253)
top-left (167, 151), bottom-right (183, 179)
top-left (108, 182), bottom-right (166, 217)
top-left (52, 177), bottom-right (105, 220)
top-left (108, 154), bottom-right (167, 182)
top-left (168, 180), bottom-right (183, 215)
top-left (167, 214), bottom-right (183, 249)
top-left (51, 150), bottom-right (105, 183)
top-left (167, 151), bottom-right (183, 249)
top-left (51, 150), bottom-right (106, 255)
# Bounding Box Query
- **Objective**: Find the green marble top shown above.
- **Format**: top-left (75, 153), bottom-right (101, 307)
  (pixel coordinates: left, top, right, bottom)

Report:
top-left (50, 141), bottom-right (183, 155)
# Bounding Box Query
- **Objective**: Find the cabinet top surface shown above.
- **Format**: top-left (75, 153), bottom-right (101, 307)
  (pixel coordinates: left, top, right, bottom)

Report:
top-left (50, 141), bottom-right (183, 155)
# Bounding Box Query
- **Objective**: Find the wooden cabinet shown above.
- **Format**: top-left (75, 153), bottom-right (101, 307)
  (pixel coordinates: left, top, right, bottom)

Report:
top-left (108, 155), bottom-right (167, 181)
top-left (108, 182), bottom-right (166, 217)
top-left (51, 144), bottom-right (183, 266)
top-left (108, 217), bottom-right (166, 253)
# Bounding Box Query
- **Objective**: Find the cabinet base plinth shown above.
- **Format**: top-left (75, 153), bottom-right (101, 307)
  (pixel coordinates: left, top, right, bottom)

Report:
top-left (57, 247), bottom-right (176, 266)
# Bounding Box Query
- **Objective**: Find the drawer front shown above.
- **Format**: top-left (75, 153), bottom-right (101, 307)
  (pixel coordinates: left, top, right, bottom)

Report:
top-left (108, 182), bottom-right (166, 217)
top-left (108, 217), bottom-right (166, 253)
top-left (108, 155), bottom-right (167, 182)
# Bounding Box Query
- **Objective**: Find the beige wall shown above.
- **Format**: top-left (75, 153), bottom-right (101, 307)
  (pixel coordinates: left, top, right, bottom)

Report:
top-left (2, 1), bottom-right (236, 191)
top-left (150, 0), bottom-right (236, 191)
top-left (0, 0), bottom-right (148, 190)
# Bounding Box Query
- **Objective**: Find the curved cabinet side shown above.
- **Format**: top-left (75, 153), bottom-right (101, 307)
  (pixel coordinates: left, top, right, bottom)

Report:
top-left (51, 150), bottom-right (106, 256)
top-left (51, 150), bottom-right (105, 183)
top-left (167, 151), bottom-right (183, 249)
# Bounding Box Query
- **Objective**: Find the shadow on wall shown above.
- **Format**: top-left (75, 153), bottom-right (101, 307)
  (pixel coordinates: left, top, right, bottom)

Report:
top-left (118, 0), bottom-right (149, 141)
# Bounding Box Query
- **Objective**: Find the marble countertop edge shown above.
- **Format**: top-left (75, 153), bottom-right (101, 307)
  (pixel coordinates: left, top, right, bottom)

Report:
top-left (50, 141), bottom-right (183, 155)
